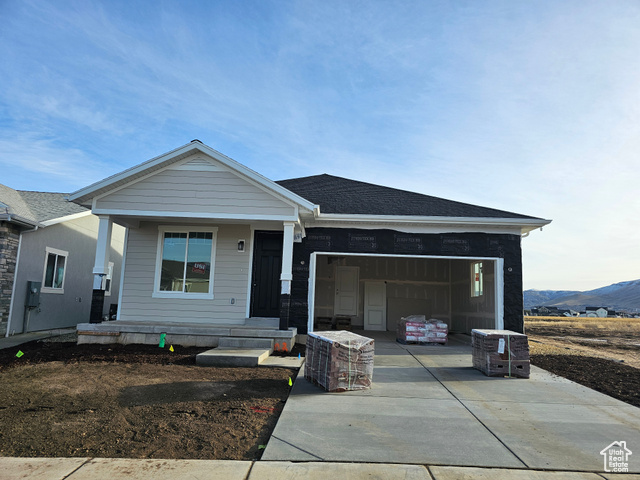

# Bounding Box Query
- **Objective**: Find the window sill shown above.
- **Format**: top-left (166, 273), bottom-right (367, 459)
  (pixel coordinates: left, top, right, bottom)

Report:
top-left (41, 288), bottom-right (64, 295)
top-left (152, 292), bottom-right (214, 300)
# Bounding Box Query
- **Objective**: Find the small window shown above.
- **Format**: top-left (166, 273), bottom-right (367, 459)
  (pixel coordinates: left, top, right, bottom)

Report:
top-left (471, 261), bottom-right (483, 297)
top-left (42, 247), bottom-right (68, 294)
top-left (104, 262), bottom-right (114, 296)
top-left (153, 227), bottom-right (217, 299)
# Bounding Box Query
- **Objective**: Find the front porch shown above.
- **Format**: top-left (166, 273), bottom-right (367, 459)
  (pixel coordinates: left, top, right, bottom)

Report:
top-left (77, 318), bottom-right (297, 348)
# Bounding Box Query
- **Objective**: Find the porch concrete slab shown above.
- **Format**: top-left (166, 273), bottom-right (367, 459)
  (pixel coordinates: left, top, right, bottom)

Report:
top-left (259, 356), bottom-right (304, 369)
top-left (463, 399), bottom-right (640, 472)
top-left (64, 458), bottom-right (251, 480)
top-left (219, 336), bottom-right (275, 351)
top-left (0, 457), bottom-right (89, 480)
top-left (262, 394), bottom-right (525, 466)
top-left (428, 466), bottom-right (603, 480)
top-left (196, 348), bottom-right (270, 367)
top-left (249, 461), bottom-right (430, 479)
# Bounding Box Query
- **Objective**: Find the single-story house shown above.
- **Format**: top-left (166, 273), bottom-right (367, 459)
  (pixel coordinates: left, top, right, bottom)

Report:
top-left (0, 184), bottom-right (125, 335)
top-left (69, 140), bottom-right (551, 346)
top-left (585, 306), bottom-right (610, 318)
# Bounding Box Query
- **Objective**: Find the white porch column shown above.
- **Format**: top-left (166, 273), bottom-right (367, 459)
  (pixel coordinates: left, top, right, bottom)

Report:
top-left (92, 215), bottom-right (113, 289)
top-left (280, 222), bottom-right (295, 295)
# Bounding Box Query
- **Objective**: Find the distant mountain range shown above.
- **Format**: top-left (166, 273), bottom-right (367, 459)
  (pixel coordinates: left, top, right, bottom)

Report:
top-left (524, 279), bottom-right (640, 312)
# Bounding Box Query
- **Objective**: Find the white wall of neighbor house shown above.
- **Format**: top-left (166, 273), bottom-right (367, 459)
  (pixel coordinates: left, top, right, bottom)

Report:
top-left (94, 158), bottom-right (297, 218)
top-left (313, 254), bottom-right (498, 334)
top-left (118, 222), bottom-right (252, 323)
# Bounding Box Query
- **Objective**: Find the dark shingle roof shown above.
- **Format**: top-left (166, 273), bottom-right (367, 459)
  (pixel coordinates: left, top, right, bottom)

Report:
top-left (276, 174), bottom-right (540, 219)
top-left (0, 184), bottom-right (87, 224)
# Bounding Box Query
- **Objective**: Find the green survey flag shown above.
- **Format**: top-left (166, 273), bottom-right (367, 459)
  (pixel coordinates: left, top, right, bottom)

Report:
top-left (288, 377), bottom-right (293, 387)
top-left (159, 333), bottom-right (166, 348)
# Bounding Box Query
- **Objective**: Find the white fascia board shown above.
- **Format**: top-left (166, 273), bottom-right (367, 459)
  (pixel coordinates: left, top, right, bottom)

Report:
top-left (306, 221), bottom-right (523, 235)
top-left (40, 210), bottom-right (92, 227)
top-left (309, 213), bottom-right (551, 234)
top-left (68, 141), bottom-right (318, 213)
top-left (91, 208), bottom-right (301, 223)
top-left (0, 213), bottom-right (40, 228)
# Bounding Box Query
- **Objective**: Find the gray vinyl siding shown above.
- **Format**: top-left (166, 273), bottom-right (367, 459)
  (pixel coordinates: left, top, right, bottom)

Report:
top-left (95, 169), bottom-right (296, 217)
top-left (8, 215), bottom-right (125, 333)
top-left (118, 222), bottom-right (251, 323)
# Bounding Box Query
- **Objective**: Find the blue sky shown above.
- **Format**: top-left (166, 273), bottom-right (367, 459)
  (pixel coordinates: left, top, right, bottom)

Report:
top-left (1, 0), bottom-right (639, 291)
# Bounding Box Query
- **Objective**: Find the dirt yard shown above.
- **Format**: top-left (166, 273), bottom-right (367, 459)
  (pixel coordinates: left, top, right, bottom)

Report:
top-left (526, 316), bottom-right (640, 408)
top-left (1, 320), bottom-right (639, 460)
top-left (0, 340), bottom-right (301, 460)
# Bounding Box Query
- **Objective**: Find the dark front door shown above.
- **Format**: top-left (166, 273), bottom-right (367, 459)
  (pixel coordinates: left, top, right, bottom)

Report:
top-left (251, 231), bottom-right (283, 318)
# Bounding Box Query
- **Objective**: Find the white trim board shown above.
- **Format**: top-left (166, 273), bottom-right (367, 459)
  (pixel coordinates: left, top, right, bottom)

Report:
top-left (91, 208), bottom-right (301, 223)
top-left (40, 210), bottom-right (92, 227)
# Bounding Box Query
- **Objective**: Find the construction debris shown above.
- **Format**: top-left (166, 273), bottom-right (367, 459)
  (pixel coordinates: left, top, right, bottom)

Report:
top-left (472, 329), bottom-right (530, 378)
top-left (305, 331), bottom-right (374, 392)
top-left (396, 315), bottom-right (448, 344)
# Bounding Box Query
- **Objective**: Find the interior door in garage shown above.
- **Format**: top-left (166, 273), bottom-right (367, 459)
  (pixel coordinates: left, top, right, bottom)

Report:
top-left (364, 281), bottom-right (386, 331)
top-left (334, 266), bottom-right (359, 316)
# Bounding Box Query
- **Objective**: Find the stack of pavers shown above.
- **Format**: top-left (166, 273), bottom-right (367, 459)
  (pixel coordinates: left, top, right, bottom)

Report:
top-left (471, 329), bottom-right (530, 378)
top-left (396, 315), bottom-right (448, 344)
top-left (305, 331), bottom-right (374, 392)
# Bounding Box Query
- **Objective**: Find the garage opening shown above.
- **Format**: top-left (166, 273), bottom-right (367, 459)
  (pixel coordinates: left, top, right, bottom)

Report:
top-left (308, 253), bottom-right (503, 335)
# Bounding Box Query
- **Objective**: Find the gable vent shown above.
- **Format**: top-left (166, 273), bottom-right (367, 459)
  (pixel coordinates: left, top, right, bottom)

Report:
top-left (171, 157), bottom-right (222, 171)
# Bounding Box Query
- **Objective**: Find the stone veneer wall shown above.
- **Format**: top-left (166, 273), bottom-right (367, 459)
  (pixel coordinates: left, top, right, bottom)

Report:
top-left (0, 222), bottom-right (21, 331)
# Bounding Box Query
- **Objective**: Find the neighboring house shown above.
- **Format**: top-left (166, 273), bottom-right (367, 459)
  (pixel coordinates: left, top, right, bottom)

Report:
top-left (69, 140), bottom-right (551, 346)
top-left (0, 184), bottom-right (125, 335)
top-left (585, 306), bottom-right (609, 318)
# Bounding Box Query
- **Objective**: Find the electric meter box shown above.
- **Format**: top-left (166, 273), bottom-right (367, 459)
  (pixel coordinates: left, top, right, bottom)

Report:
top-left (26, 281), bottom-right (41, 308)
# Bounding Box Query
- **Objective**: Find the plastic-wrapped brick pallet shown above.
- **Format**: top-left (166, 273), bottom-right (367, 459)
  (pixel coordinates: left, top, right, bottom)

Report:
top-left (471, 329), bottom-right (530, 378)
top-left (397, 315), bottom-right (448, 344)
top-left (305, 331), bottom-right (374, 392)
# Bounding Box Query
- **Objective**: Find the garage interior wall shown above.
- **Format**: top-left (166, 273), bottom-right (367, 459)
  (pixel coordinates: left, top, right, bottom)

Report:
top-left (450, 259), bottom-right (495, 333)
top-left (313, 255), bottom-right (496, 334)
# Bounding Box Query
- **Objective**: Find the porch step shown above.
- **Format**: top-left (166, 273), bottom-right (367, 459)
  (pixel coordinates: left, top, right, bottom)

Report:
top-left (76, 321), bottom-right (297, 348)
top-left (218, 337), bottom-right (274, 352)
top-left (196, 348), bottom-right (271, 367)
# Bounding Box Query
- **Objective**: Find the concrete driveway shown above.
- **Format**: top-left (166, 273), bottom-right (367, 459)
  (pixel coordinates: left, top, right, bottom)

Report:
top-left (262, 331), bottom-right (640, 473)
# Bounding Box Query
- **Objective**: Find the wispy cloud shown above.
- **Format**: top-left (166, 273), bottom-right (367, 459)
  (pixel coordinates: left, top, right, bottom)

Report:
top-left (0, 0), bottom-right (639, 289)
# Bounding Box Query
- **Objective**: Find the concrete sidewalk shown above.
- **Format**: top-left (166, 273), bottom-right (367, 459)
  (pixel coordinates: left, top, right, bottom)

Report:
top-left (0, 328), bottom-right (76, 350)
top-left (2, 457), bottom-right (636, 479)
top-left (263, 332), bottom-right (640, 473)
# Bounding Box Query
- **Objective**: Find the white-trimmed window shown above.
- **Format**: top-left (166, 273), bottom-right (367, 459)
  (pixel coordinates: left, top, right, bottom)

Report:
top-left (104, 261), bottom-right (114, 296)
top-left (153, 226), bottom-right (217, 299)
top-left (471, 261), bottom-right (483, 297)
top-left (42, 247), bottom-right (68, 294)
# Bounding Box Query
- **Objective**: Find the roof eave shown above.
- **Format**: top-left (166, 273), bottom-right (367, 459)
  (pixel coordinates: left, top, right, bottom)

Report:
top-left (312, 213), bottom-right (551, 232)
top-left (0, 213), bottom-right (41, 228)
